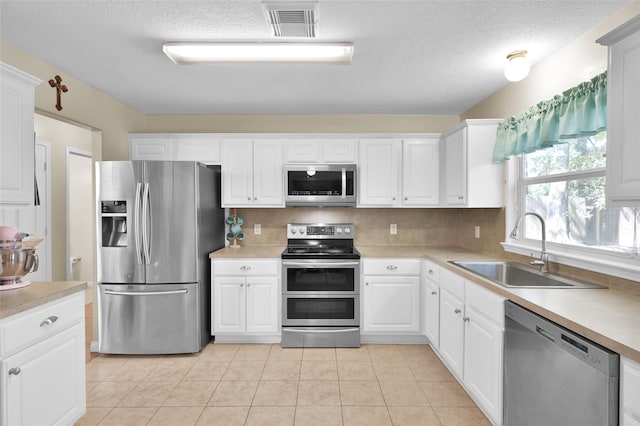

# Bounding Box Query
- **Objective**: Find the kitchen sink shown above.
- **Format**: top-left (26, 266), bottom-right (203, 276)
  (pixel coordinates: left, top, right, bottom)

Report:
top-left (449, 260), bottom-right (604, 289)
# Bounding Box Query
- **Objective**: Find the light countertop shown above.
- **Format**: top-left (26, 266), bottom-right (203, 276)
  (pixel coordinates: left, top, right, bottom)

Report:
top-left (0, 281), bottom-right (87, 319)
top-left (210, 244), bottom-right (640, 362)
top-left (210, 245), bottom-right (284, 259)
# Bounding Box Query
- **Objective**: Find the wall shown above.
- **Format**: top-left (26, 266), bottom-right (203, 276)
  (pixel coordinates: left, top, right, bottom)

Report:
top-left (33, 114), bottom-right (96, 281)
top-left (460, 2), bottom-right (640, 294)
top-left (0, 41), bottom-right (145, 161)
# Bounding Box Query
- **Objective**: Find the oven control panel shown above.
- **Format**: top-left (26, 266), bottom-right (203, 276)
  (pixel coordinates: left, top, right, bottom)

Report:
top-left (287, 223), bottom-right (354, 239)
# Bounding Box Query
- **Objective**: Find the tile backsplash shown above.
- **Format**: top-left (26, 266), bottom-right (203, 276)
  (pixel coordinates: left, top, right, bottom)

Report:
top-left (233, 207), bottom-right (505, 251)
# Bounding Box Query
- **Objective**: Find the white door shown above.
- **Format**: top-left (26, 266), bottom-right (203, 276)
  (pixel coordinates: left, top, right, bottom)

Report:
top-left (221, 139), bottom-right (254, 207)
top-left (253, 139), bottom-right (284, 206)
top-left (463, 305), bottom-right (502, 425)
top-left (213, 277), bottom-right (245, 333)
top-left (358, 139), bottom-right (400, 206)
top-left (246, 277), bottom-right (278, 333)
top-left (402, 138), bottom-right (440, 206)
top-left (443, 127), bottom-right (467, 205)
top-left (363, 276), bottom-right (420, 332)
top-left (438, 288), bottom-right (464, 379)
top-left (2, 323), bottom-right (85, 426)
top-left (66, 149), bottom-right (93, 282)
top-left (424, 280), bottom-right (440, 348)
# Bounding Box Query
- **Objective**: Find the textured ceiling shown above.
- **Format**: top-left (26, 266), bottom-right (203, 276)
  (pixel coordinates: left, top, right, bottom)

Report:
top-left (0, 1), bottom-right (632, 115)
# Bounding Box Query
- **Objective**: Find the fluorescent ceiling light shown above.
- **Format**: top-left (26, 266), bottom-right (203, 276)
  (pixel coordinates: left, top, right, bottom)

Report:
top-left (163, 42), bottom-right (353, 64)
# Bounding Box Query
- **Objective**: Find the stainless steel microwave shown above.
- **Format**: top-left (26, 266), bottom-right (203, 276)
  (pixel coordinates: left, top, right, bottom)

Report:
top-left (285, 164), bottom-right (357, 207)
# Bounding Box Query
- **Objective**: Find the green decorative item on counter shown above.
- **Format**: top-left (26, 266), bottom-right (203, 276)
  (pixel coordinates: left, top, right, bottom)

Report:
top-left (226, 208), bottom-right (244, 248)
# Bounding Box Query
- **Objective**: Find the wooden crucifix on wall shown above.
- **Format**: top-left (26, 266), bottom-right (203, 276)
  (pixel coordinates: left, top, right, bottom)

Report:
top-left (48, 75), bottom-right (68, 111)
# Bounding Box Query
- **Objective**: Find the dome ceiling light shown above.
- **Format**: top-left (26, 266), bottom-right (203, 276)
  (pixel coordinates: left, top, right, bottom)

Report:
top-left (504, 50), bottom-right (530, 82)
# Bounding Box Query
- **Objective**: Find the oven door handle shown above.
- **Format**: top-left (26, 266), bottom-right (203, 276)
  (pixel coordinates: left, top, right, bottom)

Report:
top-left (282, 261), bottom-right (360, 268)
top-left (283, 327), bottom-right (360, 334)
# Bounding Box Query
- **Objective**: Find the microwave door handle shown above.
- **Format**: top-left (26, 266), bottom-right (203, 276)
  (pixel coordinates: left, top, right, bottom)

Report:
top-left (341, 167), bottom-right (346, 199)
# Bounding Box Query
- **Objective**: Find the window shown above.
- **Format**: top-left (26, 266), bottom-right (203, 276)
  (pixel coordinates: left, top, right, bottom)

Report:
top-left (506, 131), bottom-right (640, 280)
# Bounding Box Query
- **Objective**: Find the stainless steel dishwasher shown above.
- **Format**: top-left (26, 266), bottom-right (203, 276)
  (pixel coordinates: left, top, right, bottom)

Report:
top-left (504, 301), bottom-right (619, 426)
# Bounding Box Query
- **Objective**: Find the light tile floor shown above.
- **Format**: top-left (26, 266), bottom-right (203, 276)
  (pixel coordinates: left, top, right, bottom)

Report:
top-left (76, 343), bottom-right (491, 426)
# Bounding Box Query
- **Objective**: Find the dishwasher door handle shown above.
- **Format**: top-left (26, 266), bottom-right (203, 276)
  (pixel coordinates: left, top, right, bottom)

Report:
top-left (536, 325), bottom-right (555, 342)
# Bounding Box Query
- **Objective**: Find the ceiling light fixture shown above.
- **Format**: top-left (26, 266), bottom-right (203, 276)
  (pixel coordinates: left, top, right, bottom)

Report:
top-left (163, 42), bottom-right (353, 64)
top-left (504, 50), bottom-right (530, 82)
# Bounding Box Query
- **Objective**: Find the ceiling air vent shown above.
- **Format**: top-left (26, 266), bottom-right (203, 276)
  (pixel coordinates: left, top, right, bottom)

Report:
top-left (263, 2), bottom-right (318, 37)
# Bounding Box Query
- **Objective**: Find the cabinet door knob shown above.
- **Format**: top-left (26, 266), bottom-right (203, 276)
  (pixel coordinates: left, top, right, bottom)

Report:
top-left (247, 197), bottom-right (251, 201)
top-left (247, 283), bottom-right (251, 287)
top-left (40, 316), bottom-right (59, 327)
top-left (457, 195), bottom-right (464, 200)
top-left (392, 197), bottom-right (396, 201)
top-left (8, 367), bottom-right (21, 376)
top-left (365, 282), bottom-right (369, 286)
top-left (428, 269), bottom-right (434, 275)
top-left (463, 316), bottom-right (470, 322)
top-left (454, 308), bottom-right (461, 314)
top-left (240, 283), bottom-right (244, 287)
top-left (404, 197), bottom-right (408, 200)
top-left (254, 197), bottom-right (258, 201)
top-left (431, 291), bottom-right (437, 295)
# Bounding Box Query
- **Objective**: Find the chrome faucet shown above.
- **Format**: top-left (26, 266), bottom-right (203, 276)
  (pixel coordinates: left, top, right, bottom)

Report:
top-left (510, 212), bottom-right (549, 273)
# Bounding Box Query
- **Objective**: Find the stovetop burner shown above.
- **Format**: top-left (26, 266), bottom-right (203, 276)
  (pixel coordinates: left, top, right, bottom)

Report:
top-left (282, 223), bottom-right (360, 260)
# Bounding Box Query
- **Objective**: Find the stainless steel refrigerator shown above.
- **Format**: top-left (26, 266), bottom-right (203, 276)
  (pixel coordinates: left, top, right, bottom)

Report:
top-left (96, 161), bottom-right (224, 354)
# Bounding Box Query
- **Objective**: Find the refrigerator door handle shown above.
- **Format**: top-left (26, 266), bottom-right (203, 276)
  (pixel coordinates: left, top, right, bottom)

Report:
top-left (104, 289), bottom-right (189, 296)
top-left (134, 182), bottom-right (143, 265)
top-left (142, 182), bottom-right (151, 264)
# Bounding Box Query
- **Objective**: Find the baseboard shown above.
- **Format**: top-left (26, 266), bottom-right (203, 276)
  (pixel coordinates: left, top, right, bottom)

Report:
top-left (361, 334), bottom-right (429, 344)
top-left (212, 334), bottom-right (282, 344)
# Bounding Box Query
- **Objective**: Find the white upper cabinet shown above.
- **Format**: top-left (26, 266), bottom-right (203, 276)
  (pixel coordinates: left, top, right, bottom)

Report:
top-left (402, 137), bottom-right (440, 206)
top-left (597, 15), bottom-right (640, 207)
top-left (359, 137), bottom-right (440, 207)
top-left (174, 135), bottom-right (221, 164)
top-left (0, 63), bottom-right (40, 205)
top-left (286, 138), bottom-right (357, 163)
top-left (253, 139), bottom-right (284, 206)
top-left (358, 139), bottom-right (401, 206)
top-left (441, 119), bottom-right (503, 208)
top-left (221, 138), bottom-right (284, 207)
top-left (129, 135), bottom-right (175, 161)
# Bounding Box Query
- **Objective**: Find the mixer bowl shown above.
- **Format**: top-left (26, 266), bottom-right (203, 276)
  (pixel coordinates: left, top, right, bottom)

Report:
top-left (0, 248), bottom-right (39, 284)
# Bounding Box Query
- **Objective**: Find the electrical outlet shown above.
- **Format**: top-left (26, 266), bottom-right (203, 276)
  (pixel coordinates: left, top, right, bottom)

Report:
top-left (474, 226), bottom-right (480, 239)
top-left (390, 224), bottom-right (398, 235)
top-left (254, 224), bottom-right (262, 235)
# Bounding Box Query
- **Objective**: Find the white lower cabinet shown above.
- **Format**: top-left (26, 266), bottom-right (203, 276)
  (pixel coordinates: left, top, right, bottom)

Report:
top-left (422, 260), bottom-right (440, 349)
top-left (362, 260), bottom-right (421, 334)
top-left (622, 356), bottom-right (640, 426)
top-left (437, 267), bottom-right (505, 426)
top-left (0, 292), bottom-right (86, 426)
top-left (211, 260), bottom-right (280, 340)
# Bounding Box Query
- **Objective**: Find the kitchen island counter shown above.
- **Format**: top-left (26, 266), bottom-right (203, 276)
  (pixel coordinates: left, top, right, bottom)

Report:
top-left (360, 245), bottom-right (640, 363)
top-left (0, 281), bottom-right (87, 319)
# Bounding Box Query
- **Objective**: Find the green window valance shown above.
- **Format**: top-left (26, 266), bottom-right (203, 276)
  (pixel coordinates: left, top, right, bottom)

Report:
top-left (492, 71), bottom-right (607, 163)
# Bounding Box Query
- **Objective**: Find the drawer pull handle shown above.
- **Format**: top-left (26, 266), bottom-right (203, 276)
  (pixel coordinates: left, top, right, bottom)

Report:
top-left (431, 291), bottom-right (438, 295)
top-left (240, 265), bottom-right (252, 271)
top-left (428, 269), bottom-right (434, 275)
top-left (463, 316), bottom-right (470, 322)
top-left (8, 367), bottom-right (21, 375)
top-left (387, 265), bottom-right (398, 270)
top-left (40, 316), bottom-right (59, 327)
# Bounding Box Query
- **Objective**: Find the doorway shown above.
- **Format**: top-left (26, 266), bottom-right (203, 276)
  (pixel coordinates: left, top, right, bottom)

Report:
top-left (66, 148), bottom-right (93, 282)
